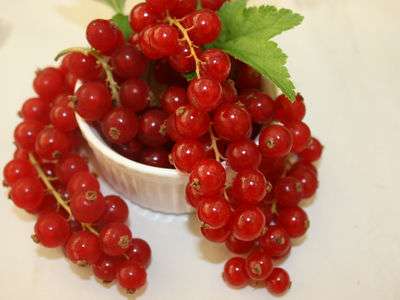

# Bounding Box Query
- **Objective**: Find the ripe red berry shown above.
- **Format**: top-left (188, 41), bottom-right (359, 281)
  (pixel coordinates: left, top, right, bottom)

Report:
top-left (286, 121), bottom-right (312, 153)
top-left (245, 249), bottom-right (273, 281)
top-left (187, 78), bottom-right (223, 112)
top-left (197, 196), bottom-right (231, 228)
top-left (67, 171), bottom-right (100, 196)
top-left (170, 0), bottom-right (196, 18)
top-left (232, 207), bottom-right (265, 241)
top-left (34, 212), bottom-right (71, 248)
top-left (20, 97), bottom-right (50, 123)
top-left (171, 140), bottom-right (207, 173)
top-left (168, 42), bottom-right (197, 73)
top-left (189, 159), bottom-right (226, 196)
top-left (66, 52), bottom-right (101, 80)
top-left (140, 147), bottom-right (171, 168)
top-left (236, 64), bottom-right (262, 90)
top-left (101, 108), bottom-right (139, 145)
top-left (298, 137), bottom-right (323, 162)
top-left (150, 24), bottom-right (180, 56)
top-left (201, 0), bottom-right (226, 10)
top-left (226, 139), bottom-right (261, 171)
top-left (265, 268), bottom-right (291, 295)
top-left (223, 257), bottom-right (249, 287)
top-left (86, 19), bottom-right (122, 54)
top-left (76, 81), bottom-right (112, 121)
top-left (288, 166), bottom-right (318, 198)
top-left (111, 45), bottom-right (148, 79)
top-left (258, 225), bottom-right (291, 257)
top-left (146, 0), bottom-right (177, 14)
top-left (10, 177), bottom-right (44, 211)
top-left (184, 9), bottom-right (221, 45)
top-left (55, 154), bottom-right (89, 184)
top-left (259, 124), bottom-right (293, 158)
top-left (14, 120), bottom-right (44, 150)
top-left (70, 190), bottom-right (106, 223)
top-left (277, 206), bottom-right (309, 238)
top-left (112, 139), bottom-right (143, 161)
top-left (97, 195), bottom-right (129, 227)
top-left (65, 231), bottom-right (102, 265)
top-left (100, 222), bottom-right (132, 256)
top-left (213, 103), bottom-right (252, 141)
top-left (200, 225), bottom-right (231, 243)
top-left (200, 49), bottom-right (231, 82)
top-left (126, 238), bottom-right (152, 268)
top-left (221, 80), bottom-right (237, 103)
top-left (35, 127), bottom-right (71, 160)
top-left (185, 183), bottom-right (203, 208)
top-left (138, 109), bottom-right (169, 147)
top-left (50, 105), bottom-right (78, 132)
top-left (239, 91), bottom-right (274, 124)
top-left (274, 176), bottom-right (303, 207)
top-left (232, 169), bottom-right (269, 204)
top-left (120, 78), bottom-right (150, 112)
top-left (33, 67), bottom-right (65, 101)
top-left (3, 159), bottom-right (36, 186)
top-left (92, 254), bottom-right (124, 283)
top-left (117, 260), bottom-right (147, 292)
top-left (129, 3), bottom-right (159, 32)
top-left (225, 234), bottom-right (254, 254)
top-left (161, 86), bottom-right (188, 114)
top-left (175, 105), bottom-right (210, 139)
top-left (139, 26), bottom-right (164, 60)
top-left (274, 93), bottom-right (306, 122)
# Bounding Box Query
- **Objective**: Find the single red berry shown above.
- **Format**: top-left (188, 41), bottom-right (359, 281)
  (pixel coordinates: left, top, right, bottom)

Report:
top-left (139, 147), bottom-right (171, 168)
top-left (168, 42), bottom-right (197, 73)
top-left (129, 3), bottom-right (159, 32)
top-left (86, 19), bottom-right (122, 54)
top-left (92, 254), bottom-right (124, 283)
top-left (236, 64), bottom-right (262, 90)
top-left (239, 91), bottom-right (274, 124)
top-left (35, 127), bottom-right (71, 160)
top-left (76, 81), bottom-right (112, 121)
top-left (120, 78), bottom-right (150, 112)
top-left (70, 190), bottom-right (106, 224)
top-left (197, 196), bottom-right (231, 229)
top-left (101, 108), bottom-right (139, 145)
top-left (201, 0), bottom-right (226, 10)
top-left (245, 249), bottom-right (273, 281)
top-left (225, 234), bottom-right (254, 254)
top-left (13, 147), bottom-right (29, 161)
top-left (170, 0), bottom-right (196, 18)
top-left (185, 183), bottom-right (203, 208)
top-left (171, 139), bottom-right (207, 173)
top-left (274, 176), bottom-right (303, 207)
top-left (166, 114), bottom-right (184, 142)
top-left (146, 0), bottom-right (177, 14)
top-left (288, 166), bottom-right (318, 198)
top-left (67, 171), bottom-right (100, 196)
top-left (298, 137), bottom-right (323, 162)
top-left (226, 139), bottom-right (261, 171)
top-left (65, 231), bottom-right (102, 265)
top-left (3, 159), bottom-right (36, 186)
top-left (213, 103), bottom-right (252, 141)
top-left (50, 105), bottom-right (78, 132)
top-left (223, 257), bottom-right (249, 287)
top-left (138, 109), bottom-right (169, 147)
top-left (14, 120), bottom-right (44, 150)
top-left (150, 24), bottom-right (180, 56)
top-left (100, 222), bottom-right (132, 256)
top-left (265, 268), bottom-right (291, 295)
top-left (10, 177), bottom-right (44, 211)
top-left (111, 45), bottom-right (148, 79)
top-left (97, 195), bottom-right (129, 227)
top-left (200, 224), bottom-right (231, 243)
top-left (112, 139), bottom-right (143, 161)
top-left (66, 52), bottom-right (101, 80)
top-left (33, 67), bottom-right (65, 101)
top-left (274, 93), bottom-right (306, 122)
top-left (139, 26), bottom-right (164, 60)
top-left (175, 105), bottom-right (210, 139)
top-left (259, 124), bottom-right (293, 158)
top-left (277, 206), bottom-right (309, 238)
top-left (232, 207), bottom-right (265, 242)
top-left (126, 238), bottom-right (152, 268)
top-left (184, 9), bottom-right (221, 45)
top-left (55, 154), bottom-right (89, 184)
top-left (232, 169), bottom-right (269, 204)
top-left (34, 212), bottom-right (71, 248)
top-left (187, 78), bottom-right (223, 112)
top-left (161, 86), bottom-right (188, 114)
top-left (221, 80), bottom-right (237, 103)
top-left (286, 121), bottom-right (312, 153)
top-left (117, 260), bottom-right (147, 292)
top-left (189, 159), bottom-right (226, 196)
top-left (258, 225), bottom-right (291, 257)
top-left (200, 49), bottom-right (231, 82)
top-left (20, 97), bottom-right (50, 123)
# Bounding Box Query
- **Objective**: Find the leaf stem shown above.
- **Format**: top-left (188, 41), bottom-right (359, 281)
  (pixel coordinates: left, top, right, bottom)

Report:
top-left (166, 15), bottom-right (202, 79)
top-left (55, 47), bottom-right (120, 104)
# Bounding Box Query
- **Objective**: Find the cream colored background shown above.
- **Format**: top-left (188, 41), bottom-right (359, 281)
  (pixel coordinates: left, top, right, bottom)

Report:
top-left (1, 0), bottom-right (400, 299)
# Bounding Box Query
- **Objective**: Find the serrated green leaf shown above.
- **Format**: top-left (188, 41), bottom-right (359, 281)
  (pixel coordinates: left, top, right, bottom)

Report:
top-left (104, 0), bottom-right (126, 14)
top-left (112, 13), bottom-right (133, 40)
top-left (211, 0), bottom-right (303, 101)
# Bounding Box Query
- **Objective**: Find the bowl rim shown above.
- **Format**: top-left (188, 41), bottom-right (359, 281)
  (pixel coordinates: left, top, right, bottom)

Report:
top-left (76, 114), bottom-right (182, 179)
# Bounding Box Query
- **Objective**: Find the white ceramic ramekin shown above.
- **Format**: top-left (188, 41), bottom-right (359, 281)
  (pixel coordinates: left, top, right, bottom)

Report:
top-left (77, 80), bottom-right (278, 215)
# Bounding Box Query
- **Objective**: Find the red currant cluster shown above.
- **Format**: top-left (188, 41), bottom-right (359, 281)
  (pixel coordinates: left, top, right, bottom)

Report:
top-left (3, 0), bottom-right (323, 296)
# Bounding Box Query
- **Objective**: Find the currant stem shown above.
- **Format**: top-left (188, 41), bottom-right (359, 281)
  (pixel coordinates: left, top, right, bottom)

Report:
top-left (209, 127), bottom-right (225, 162)
top-left (166, 16), bottom-right (202, 78)
top-left (28, 153), bottom-right (99, 235)
top-left (55, 47), bottom-right (120, 104)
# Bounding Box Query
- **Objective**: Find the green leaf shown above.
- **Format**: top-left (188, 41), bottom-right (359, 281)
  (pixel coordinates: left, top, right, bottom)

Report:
top-left (104, 0), bottom-right (126, 14)
top-left (112, 13), bottom-right (133, 40)
top-left (183, 72), bottom-right (197, 81)
top-left (211, 0), bottom-right (303, 101)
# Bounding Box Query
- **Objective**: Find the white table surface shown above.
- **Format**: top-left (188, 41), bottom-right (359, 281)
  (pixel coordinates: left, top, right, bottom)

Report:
top-left (1, 0), bottom-right (400, 299)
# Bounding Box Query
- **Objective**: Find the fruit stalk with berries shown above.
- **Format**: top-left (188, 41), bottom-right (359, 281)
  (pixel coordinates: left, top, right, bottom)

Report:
top-left (3, 0), bottom-right (323, 296)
